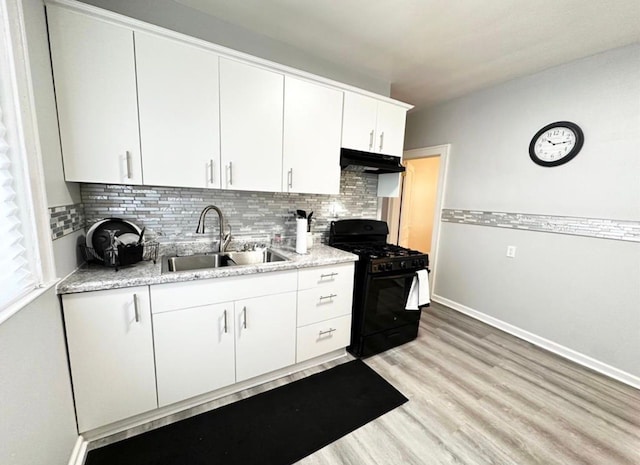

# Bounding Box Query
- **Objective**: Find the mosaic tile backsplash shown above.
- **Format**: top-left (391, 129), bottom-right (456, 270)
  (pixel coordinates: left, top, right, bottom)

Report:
top-left (49, 203), bottom-right (85, 240)
top-left (80, 171), bottom-right (379, 244)
top-left (442, 209), bottom-right (640, 243)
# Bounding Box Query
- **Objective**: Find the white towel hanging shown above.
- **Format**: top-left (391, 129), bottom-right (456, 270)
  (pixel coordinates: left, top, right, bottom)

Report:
top-left (405, 269), bottom-right (430, 310)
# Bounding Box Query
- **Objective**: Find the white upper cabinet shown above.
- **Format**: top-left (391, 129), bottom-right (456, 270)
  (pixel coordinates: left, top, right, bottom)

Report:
top-left (341, 93), bottom-right (379, 153)
top-left (375, 101), bottom-right (408, 157)
top-left (47, 6), bottom-right (142, 184)
top-left (219, 58), bottom-right (284, 192)
top-left (135, 32), bottom-right (221, 189)
top-left (282, 77), bottom-right (343, 195)
top-left (342, 92), bottom-right (408, 157)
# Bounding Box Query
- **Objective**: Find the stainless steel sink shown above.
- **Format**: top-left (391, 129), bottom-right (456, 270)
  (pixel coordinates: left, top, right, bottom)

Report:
top-left (161, 249), bottom-right (288, 273)
top-left (225, 249), bottom-right (287, 266)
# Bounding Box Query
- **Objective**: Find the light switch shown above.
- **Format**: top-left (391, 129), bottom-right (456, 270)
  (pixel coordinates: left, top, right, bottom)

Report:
top-left (506, 246), bottom-right (517, 258)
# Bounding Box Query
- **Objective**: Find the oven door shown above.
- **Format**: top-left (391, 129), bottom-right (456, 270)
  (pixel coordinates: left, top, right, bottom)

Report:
top-left (361, 271), bottom-right (421, 336)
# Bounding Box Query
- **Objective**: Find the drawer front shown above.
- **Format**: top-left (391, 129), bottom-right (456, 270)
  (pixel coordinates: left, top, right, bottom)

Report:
top-left (297, 283), bottom-right (353, 327)
top-left (298, 262), bottom-right (354, 290)
top-left (151, 270), bottom-right (298, 313)
top-left (296, 315), bottom-right (352, 363)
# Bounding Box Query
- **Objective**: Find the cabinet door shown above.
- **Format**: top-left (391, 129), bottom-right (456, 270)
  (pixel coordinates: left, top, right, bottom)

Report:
top-left (219, 58), bottom-right (283, 192)
top-left (47, 6), bottom-right (142, 184)
top-left (374, 101), bottom-right (407, 157)
top-left (235, 292), bottom-right (297, 382)
top-left (154, 303), bottom-right (235, 407)
top-left (282, 77), bottom-right (343, 195)
top-left (62, 287), bottom-right (156, 432)
top-left (136, 32), bottom-right (221, 189)
top-left (341, 92), bottom-right (378, 152)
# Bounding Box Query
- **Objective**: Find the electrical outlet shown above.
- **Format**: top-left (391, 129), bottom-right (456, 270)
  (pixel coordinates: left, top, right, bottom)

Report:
top-left (506, 246), bottom-right (517, 258)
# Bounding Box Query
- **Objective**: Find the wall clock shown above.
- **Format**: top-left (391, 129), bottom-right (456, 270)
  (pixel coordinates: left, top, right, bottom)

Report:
top-left (529, 121), bottom-right (584, 167)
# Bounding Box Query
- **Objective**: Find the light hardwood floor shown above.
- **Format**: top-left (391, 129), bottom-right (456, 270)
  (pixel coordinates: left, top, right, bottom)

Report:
top-left (90, 302), bottom-right (640, 465)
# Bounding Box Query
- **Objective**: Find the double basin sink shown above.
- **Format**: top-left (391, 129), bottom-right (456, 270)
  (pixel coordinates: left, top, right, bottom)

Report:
top-left (162, 249), bottom-right (288, 273)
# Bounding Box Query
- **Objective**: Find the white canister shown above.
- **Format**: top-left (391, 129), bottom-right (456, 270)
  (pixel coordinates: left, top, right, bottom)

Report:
top-left (296, 218), bottom-right (308, 254)
top-left (306, 232), bottom-right (313, 249)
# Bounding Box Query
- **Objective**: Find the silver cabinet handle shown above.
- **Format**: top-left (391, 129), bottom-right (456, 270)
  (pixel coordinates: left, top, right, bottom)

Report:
top-left (320, 272), bottom-right (338, 279)
top-left (209, 159), bottom-right (215, 184)
top-left (242, 306), bottom-right (247, 329)
top-left (368, 130), bottom-right (374, 150)
top-left (133, 293), bottom-right (140, 323)
top-left (223, 309), bottom-right (228, 333)
top-left (228, 161), bottom-right (233, 186)
top-left (319, 294), bottom-right (337, 301)
top-left (125, 151), bottom-right (132, 179)
top-left (379, 132), bottom-right (384, 151)
top-left (287, 168), bottom-right (293, 190)
top-left (319, 328), bottom-right (336, 337)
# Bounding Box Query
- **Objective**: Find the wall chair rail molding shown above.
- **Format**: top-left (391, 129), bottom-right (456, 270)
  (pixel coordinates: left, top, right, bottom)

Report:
top-left (442, 209), bottom-right (640, 243)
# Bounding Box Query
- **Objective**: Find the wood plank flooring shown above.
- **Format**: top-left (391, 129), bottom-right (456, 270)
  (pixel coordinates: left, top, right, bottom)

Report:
top-left (89, 302), bottom-right (640, 465)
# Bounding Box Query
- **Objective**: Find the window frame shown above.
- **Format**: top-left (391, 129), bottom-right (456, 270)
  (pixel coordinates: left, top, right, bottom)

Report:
top-left (0, 0), bottom-right (57, 325)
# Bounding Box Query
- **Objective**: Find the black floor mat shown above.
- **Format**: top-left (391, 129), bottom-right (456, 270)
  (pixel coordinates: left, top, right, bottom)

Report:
top-left (85, 359), bottom-right (408, 465)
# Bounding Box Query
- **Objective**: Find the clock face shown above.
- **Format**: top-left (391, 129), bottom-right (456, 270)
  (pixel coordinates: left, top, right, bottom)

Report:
top-left (529, 121), bottom-right (584, 167)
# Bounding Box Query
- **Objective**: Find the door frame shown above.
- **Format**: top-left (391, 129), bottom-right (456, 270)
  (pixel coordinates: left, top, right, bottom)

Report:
top-left (384, 144), bottom-right (450, 294)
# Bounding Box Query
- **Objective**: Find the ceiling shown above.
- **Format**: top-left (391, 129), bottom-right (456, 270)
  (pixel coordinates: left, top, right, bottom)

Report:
top-left (175, 0), bottom-right (640, 109)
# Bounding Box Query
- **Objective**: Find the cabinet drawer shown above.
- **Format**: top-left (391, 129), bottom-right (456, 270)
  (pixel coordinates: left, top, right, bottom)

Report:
top-left (296, 315), bottom-right (351, 363)
top-left (297, 262), bottom-right (354, 290)
top-left (297, 284), bottom-right (353, 327)
top-left (151, 270), bottom-right (298, 313)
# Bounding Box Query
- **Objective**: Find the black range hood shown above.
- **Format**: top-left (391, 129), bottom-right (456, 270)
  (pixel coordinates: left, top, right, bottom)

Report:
top-left (340, 148), bottom-right (405, 174)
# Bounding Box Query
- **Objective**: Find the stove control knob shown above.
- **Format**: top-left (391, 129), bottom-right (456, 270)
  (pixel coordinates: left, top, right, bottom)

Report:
top-left (419, 259), bottom-right (426, 267)
top-left (411, 259), bottom-right (418, 267)
top-left (400, 261), bottom-right (407, 269)
top-left (385, 263), bottom-right (393, 271)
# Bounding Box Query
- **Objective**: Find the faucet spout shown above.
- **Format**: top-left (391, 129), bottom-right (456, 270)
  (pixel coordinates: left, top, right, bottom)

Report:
top-left (195, 205), bottom-right (228, 252)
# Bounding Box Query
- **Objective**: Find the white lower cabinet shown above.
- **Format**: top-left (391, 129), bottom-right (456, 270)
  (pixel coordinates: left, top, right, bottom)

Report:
top-left (153, 303), bottom-right (235, 407)
top-left (61, 263), bottom-right (355, 431)
top-left (296, 315), bottom-right (352, 363)
top-left (62, 287), bottom-right (157, 432)
top-left (150, 271), bottom-right (298, 406)
top-left (235, 293), bottom-right (297, 382)
top-left (296, 263), bottom-right (355, 363)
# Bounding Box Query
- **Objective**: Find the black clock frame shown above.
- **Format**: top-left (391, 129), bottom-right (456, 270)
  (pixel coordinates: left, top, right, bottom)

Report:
top-left (529, 121), bottom-right (584, 167)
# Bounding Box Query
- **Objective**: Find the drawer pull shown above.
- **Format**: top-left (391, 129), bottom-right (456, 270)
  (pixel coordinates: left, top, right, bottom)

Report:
top-left (223, 309), bottom-right (228, 333)
top-left (242, 306), bottom-right (247, 329)
top-left (319, 328), bottom-right (336, 337)
top-left (133, 293), bottom-right (140, 323)
top-left (319, 294), bottom-right (337, 302)
top-left (320, 272), bottom-right (338, 279)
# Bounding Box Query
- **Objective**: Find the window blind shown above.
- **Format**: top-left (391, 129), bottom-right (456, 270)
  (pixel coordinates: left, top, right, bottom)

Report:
top-left (0, 103), bottom-right (35, 310)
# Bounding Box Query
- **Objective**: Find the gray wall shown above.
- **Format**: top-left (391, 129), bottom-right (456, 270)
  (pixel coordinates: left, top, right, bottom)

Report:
top-left (78, 0), bottom-right (390, 96)
top-left (0, 288), bottom-right (78, 465)
top-left (405, 44), bottom-right (640, 378)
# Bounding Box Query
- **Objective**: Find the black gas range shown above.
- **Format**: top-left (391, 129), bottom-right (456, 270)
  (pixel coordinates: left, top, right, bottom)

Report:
top-left (329, 219), bottom-right (429, 357)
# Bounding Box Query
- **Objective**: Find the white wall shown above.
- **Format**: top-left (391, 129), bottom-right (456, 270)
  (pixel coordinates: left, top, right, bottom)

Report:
top-left (0, 288), bottom-right (78, 465)
top-left (77, 0), bottom-right (391, 96)
top-left (406, 44), bottom-right (640, 381)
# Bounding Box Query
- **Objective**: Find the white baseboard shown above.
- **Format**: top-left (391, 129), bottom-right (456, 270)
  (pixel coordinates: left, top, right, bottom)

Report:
top-left (67, 435), bottom-right (87, 465)
top-left (431, 294), bottom-right (640, 390)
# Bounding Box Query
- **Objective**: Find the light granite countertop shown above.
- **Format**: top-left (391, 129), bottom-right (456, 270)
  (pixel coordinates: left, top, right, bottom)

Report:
top-left (57, 244), bottom-right (358, 295)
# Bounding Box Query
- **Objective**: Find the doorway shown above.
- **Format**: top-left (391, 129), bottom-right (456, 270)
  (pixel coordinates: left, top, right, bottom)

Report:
top-left (398, 156), bottom-right (440, 253)
top-left (383, 144), bottom-right (450, 289)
